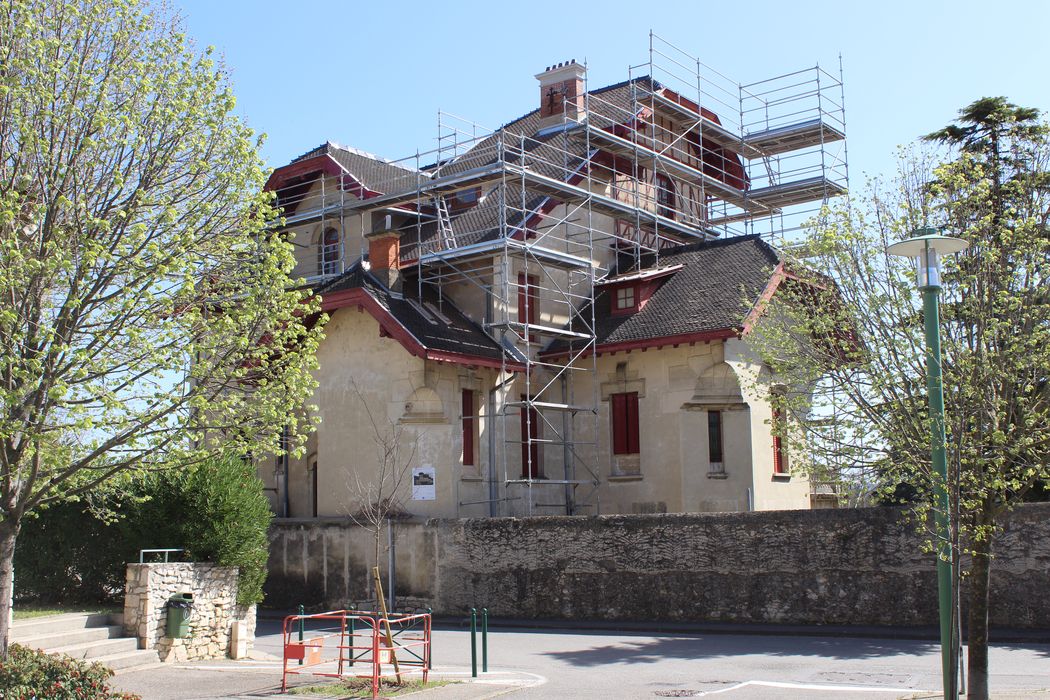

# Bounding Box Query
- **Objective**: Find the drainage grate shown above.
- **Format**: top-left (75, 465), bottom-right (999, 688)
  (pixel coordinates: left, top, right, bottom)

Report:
top-left (654, 692), bottom-right (700, 698)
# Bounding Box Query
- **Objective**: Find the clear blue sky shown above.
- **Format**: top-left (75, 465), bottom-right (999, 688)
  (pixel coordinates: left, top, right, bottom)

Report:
top-left (173, 0), bottom-right (1050, 184)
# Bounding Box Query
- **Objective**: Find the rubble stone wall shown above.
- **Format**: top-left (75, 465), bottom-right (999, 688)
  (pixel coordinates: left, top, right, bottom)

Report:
top-left (124, 563), bottom-right (257, 662)
top-left (268, 504), bottom-right (1050, 628)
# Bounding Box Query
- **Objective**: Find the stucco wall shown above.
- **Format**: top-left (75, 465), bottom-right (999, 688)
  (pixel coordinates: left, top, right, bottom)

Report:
top-left (268, 504), bottom-right (1050, 628)
top-left (573, 338), bottom-right (811, 515)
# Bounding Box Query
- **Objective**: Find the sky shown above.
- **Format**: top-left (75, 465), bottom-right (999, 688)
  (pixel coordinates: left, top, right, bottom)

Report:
top-left (171, 0), bottom-right (1050, 187)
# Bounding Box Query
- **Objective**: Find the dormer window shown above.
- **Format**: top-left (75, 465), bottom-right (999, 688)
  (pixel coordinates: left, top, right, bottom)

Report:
top-left (615, 285), bottom-right (637, 311)
top-left (319, 227), bottom-right (341, 276)
top-left (453, 187), bottom-right (480, 208)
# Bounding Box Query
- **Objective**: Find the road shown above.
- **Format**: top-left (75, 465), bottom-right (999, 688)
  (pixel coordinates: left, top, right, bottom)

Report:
top-left (113, 618), bottom-right (1050, 699)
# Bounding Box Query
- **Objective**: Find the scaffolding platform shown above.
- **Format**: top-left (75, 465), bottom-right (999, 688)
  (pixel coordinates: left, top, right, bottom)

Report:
top-left (743, 119), bottom-right (846, 158)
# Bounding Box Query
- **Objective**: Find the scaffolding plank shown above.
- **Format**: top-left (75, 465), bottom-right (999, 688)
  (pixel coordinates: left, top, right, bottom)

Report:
top-left (506, 401), bottom-right (594, 413)
top-left (743, 119), bottom-right (845, 157)
top-left (418, 237), bottom-right (595, 270)
top-left (491, 321), bottom-right (593, 340)
top-left (506, 164), bottom-right (716, 241)
top-left (745, 176), bottom-right (847, 210)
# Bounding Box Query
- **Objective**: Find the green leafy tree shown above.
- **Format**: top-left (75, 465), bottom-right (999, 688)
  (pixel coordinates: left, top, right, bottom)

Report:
top-left (0, 0), bottom-right (322, 654)
top-left (747, 98), bottom-right (1049, 700)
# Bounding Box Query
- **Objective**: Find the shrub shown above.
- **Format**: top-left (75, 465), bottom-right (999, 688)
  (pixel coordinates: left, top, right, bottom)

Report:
top-left (14, 455), bottom-right (273, 607)
top-left (178, 455), bottom-right (273, 606)
top-left (0, 644), bottom-right (140, 700)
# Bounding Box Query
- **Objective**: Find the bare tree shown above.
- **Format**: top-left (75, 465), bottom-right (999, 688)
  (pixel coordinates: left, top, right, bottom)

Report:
top-left (343, 383), bottom-right (417, 587)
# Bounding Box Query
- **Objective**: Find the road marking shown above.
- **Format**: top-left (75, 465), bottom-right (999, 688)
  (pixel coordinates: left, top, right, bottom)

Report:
top-left (702, 680), bottom-right (933, 695)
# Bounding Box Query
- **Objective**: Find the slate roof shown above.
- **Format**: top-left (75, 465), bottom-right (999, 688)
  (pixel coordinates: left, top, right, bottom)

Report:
top-left (291, 141), bottom-right (424, 194)
top-left (550, 235), bottom-right (780, 352)
top-left (315, 263), bottom-right (504, 362)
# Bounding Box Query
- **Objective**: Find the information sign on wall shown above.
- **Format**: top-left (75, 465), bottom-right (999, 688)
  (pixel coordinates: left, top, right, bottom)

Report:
top-left (411, 465), bottom-right (436, 501)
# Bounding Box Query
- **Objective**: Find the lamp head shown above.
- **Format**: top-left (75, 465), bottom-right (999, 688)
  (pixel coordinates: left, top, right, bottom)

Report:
top-left (886, 228), bottom-right (969, 288)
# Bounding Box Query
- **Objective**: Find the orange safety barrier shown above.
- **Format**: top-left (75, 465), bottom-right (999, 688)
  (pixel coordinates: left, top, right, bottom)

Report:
top-left (281, 610), bottom-right (431, 699)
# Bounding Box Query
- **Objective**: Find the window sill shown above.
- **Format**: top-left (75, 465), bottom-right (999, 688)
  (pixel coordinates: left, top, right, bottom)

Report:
top-left (460, 475), bottom-right (484, 482)
top-left (706, 472), bottom-right (728, 480)
top-left (772, 473), bottom-right (792, 481)
top-left (609, 474), bottom-right (643, 482)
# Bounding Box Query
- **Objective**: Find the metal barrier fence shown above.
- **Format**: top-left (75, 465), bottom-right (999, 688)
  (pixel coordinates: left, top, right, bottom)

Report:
top-left (281, 610), bottom-right (431, 698)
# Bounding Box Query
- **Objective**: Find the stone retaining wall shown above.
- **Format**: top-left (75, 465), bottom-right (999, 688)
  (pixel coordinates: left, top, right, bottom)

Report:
top-left (267, 504), bottom-right (1050, 628)
top-left (124, 563), bottom-right (257, 662)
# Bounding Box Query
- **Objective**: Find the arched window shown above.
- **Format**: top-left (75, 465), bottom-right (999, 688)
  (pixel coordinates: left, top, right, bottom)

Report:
top-left (318, 227), bottom-right (341, 276)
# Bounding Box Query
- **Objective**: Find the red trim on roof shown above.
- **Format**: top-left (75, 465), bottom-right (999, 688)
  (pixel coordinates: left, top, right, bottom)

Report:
top-left (741, 262), bottom-right (786, 335)
top-left (319, 287), bottom-right (517, 370)
top-left (541, 328), bottom-right (737, 360)
top-left (265, 153), bottom-right (382, 200)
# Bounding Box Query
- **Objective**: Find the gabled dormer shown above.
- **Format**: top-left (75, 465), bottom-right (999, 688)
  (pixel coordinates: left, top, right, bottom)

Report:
top-left (598, 265), bottom-right (683, 317)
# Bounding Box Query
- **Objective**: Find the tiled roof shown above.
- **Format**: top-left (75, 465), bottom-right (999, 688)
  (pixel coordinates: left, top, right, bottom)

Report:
top-left (315, 263), bottom-right (505, 362)
top-left (550, 235), bottom-right (780, 352)
top-left (292, 141), bottom-right (423, 194)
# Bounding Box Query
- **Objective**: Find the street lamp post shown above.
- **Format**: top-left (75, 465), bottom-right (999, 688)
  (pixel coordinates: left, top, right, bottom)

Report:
top-left (887, 228), bottom-right (969, 700)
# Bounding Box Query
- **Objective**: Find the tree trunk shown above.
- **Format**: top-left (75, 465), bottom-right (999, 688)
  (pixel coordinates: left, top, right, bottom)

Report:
top-left (0, 519), bottom-right (20, 659)
top-left (967, 531), bottom-right (993, 700)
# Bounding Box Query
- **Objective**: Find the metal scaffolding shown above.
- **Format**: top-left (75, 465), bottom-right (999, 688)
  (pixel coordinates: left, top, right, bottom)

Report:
top-left (270, 32), bottom-right (848, 517)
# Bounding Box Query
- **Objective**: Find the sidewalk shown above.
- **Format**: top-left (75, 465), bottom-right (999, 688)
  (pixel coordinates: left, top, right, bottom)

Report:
top-left (110, 658), bottom-right (540, 700)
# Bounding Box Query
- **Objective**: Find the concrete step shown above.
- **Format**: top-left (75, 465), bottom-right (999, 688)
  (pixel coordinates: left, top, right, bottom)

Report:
top-left (12, 623), bottom-right (125, 651)
top-left (96, 648), bottom-right (162, 674)
top-left (10, 612), bottom-right (116, 638)
top-left (10, 611), bottom-right (157, 673)
top-left (47, 635), bottom-right (141, 661)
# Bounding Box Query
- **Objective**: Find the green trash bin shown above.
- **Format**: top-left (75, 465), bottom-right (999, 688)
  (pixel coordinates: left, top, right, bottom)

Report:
top-left (166, 592), bottom-right (194, 638)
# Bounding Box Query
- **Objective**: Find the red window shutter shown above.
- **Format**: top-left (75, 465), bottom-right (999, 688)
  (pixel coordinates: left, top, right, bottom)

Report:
top-left (520, 398), bottom-right (541, 478)
top-left (772, 404), bottom-right (786, 474)
top-left (626, 392), bottom-right (640, 454)
top-left (462, 389), bottom-right (474, 466)
top-left (611, 393), bottom-right (628, 455)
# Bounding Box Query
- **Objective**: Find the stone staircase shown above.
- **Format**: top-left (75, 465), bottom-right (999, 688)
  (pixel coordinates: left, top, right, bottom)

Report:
top-left (10, 612), bottom-right (160, 673)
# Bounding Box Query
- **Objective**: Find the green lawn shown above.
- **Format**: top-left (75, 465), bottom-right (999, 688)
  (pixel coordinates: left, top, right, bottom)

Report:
top-left (13, 605), bottom-right (119, 620)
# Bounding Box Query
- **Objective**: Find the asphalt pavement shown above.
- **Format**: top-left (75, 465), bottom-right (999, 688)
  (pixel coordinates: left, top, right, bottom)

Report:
top-left (110, 618), bottom-right (1050, 700)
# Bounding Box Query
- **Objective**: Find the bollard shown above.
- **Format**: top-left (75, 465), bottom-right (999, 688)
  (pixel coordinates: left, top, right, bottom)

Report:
top-left (426, 607), bottom-right (433, 669)
top-left (482, 608), bottom-right (488, 673)
top-left (470, 608), bottom-right (477, 678)
top-left (348, 614), bottom-right (355, 667)
top-left (298, 605), bottom-right (304, 666)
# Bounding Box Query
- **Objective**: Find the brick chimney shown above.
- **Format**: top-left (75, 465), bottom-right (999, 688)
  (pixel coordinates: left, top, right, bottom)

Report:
top-left (536, 59), bottom-right (586, 127)
top-left (366, 215), bottom-right (401, 292)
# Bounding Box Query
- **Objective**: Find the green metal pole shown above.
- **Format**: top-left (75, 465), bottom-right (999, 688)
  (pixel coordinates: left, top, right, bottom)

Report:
top-left (923, 285), bottom-right (956, 700)
top-left (470, 608), bottom-right (477, 678)
top-left (482, 608), bottom-right (488, 673)
top-left (426, 608), bottom-right (432, 670)
top-left (349, 614), bottom-right (355, 667)
top-left (298, 604), bottom-right (304, 666)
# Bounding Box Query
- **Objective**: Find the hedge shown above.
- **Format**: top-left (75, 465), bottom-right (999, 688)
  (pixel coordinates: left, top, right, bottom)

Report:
top-left (14, 454), bottom-right (272, 607)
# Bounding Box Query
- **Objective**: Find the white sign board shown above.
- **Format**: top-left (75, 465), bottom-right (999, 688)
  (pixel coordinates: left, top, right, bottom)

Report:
top-left (411, 465), bottom-right (436, 501)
